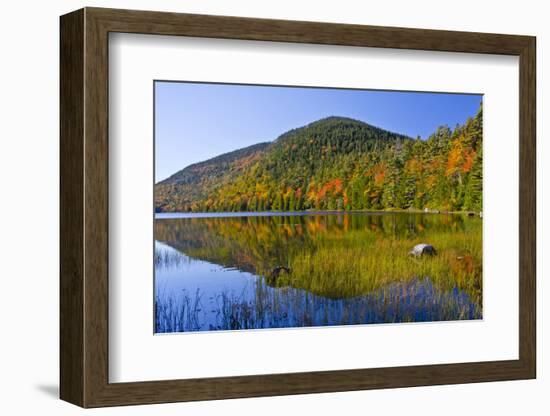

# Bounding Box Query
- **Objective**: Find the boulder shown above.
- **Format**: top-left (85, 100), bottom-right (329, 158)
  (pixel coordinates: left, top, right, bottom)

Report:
top-left (270, 266), bottom-right (291, 279)
top-left (409, 243), bottom-right (437, 257)
top-left (266, 266), bottom-right (292, 287)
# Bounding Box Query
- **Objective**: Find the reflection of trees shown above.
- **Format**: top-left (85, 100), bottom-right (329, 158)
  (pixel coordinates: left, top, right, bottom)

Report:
top-left (155, 213), bottom-right (466, 266)
top-left (154, 213), bottom-right (481, 303)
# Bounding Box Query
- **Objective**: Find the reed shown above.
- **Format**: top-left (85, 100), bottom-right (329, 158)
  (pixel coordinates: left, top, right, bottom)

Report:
top-left (155, 277), bottom-right (481, 333)
top-left (285, 226), bottom-right (481, 303)
top-left (154, 213), bottom-right (483, 332)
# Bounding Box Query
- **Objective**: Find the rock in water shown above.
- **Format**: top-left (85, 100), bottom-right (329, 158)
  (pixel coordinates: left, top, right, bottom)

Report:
top-left (270, 266), bottom-right (291, 279)
top-left (409, 243), bottom-right (437, 257)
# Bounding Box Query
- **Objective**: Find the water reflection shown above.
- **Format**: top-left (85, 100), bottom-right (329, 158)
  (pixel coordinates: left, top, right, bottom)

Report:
top-left (155, 212), bottom-right (482, 333)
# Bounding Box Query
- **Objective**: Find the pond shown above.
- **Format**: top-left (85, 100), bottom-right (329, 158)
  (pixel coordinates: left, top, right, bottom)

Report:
top-left (154, 212), bottom-right (482, 333)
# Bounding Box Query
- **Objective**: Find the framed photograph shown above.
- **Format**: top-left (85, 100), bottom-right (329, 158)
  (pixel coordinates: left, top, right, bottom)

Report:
top-left (60, 7), bottom-right (536, 407)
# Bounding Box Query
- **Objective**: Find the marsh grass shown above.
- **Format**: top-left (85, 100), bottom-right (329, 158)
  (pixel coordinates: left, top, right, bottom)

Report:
top-left (155, 277), bottom-right (481, 333)
top-left (154, 212), bottom-right (482, 332)
top-left (284, 226), bottom-right (482, 304)
top-left (155, 289), bottom-right (203, 333)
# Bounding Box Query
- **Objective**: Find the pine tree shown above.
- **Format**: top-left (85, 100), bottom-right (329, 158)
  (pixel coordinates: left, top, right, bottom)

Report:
top-left (464, 147), bottom-right (482, 211)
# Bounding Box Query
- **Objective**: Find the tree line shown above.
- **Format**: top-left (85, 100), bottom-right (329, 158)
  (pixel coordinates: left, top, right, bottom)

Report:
top-left (155, 108), bottom-right (482, 213)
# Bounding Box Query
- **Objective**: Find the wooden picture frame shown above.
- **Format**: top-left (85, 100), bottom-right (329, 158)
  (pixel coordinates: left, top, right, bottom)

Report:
top-left (60, 7), bottom-right (536, 408)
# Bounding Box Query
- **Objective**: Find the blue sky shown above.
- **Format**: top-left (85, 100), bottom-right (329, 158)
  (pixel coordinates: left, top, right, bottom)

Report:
top-left (155, 81), bottom-right (482, 182)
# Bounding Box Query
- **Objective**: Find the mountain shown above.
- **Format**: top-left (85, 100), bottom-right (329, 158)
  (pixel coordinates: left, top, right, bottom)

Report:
top-left (155, 110), bottom-right (482, 213)
top-left (156, 141), bottom-right (270, 211)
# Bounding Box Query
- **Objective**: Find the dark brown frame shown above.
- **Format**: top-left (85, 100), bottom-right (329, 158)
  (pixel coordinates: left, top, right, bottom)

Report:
top-left (60, 7), bottom-right (536, 408)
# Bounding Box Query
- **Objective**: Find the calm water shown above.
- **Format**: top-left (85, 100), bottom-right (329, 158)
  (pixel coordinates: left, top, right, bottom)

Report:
top-left (154, 212), bottom-right (482, 333)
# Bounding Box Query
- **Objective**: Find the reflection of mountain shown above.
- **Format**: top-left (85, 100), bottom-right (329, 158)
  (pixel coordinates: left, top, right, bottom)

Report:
top-left (155, 109), bottom-right (482, 213)
top-left (154, 213), bottom-right (482, 303)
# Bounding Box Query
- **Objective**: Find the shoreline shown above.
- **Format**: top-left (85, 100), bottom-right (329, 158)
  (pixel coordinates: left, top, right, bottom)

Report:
top-left (155, 208), bottom-right (483, 219)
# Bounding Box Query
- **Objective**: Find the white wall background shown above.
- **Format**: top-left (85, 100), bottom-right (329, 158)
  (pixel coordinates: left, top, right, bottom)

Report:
top-left (0, 0), bottom-right (546, 414)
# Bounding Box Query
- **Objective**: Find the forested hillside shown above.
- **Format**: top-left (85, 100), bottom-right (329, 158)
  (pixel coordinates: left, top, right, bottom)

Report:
top-left (155, 107), bottom-right (482, 213)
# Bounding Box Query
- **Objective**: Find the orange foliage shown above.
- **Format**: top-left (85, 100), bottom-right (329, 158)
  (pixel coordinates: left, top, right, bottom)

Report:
top-left (374, 171), bottom-right (385, 186)
top-left (316, 178), bottom-right (344, 201)
top-left (461, 150), bottom-right (476, 173)
top-left (365, 162), bottom-right (387, 186)
top-left (446, 145), bottom-right (463, 177)
top-left (332, 178), bottom-right (343, 194)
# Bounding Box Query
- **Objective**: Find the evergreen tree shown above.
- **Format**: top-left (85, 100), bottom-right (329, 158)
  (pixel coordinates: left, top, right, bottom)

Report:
top-left (156, 109), bottom-right (483, 213)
